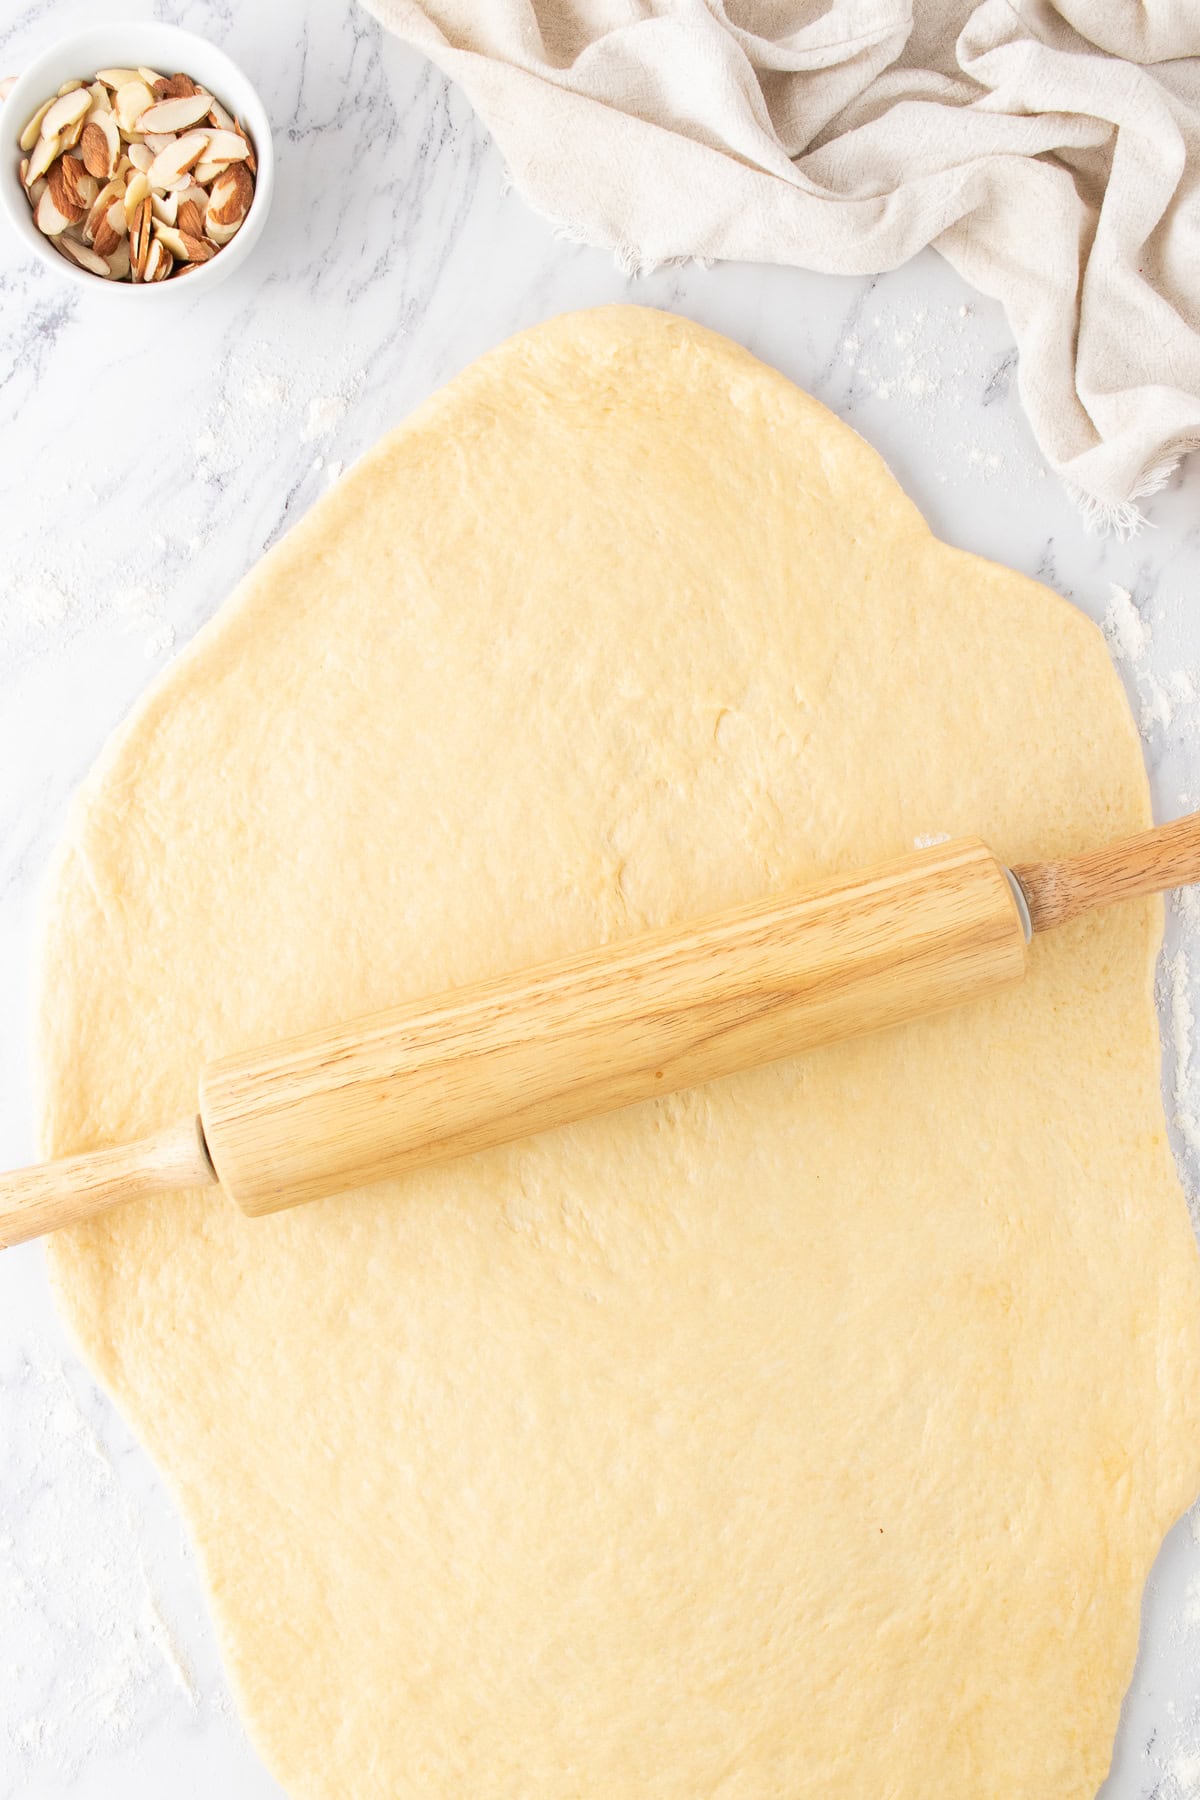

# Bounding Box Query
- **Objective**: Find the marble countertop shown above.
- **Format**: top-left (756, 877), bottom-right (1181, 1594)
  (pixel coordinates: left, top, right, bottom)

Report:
top-left (3, 3), bottom-right (1200, 1797)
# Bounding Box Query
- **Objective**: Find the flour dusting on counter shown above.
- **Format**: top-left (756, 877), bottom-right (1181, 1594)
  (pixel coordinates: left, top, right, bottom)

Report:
top-left (1164, 936), bottom-right (1200, 1184)
top-left (0, 1342), bottom-right (204, 1789)
top-left (1104, 584), bottom-right (1151, 665)
top-left (835, 301), bottom-right (1048, 491)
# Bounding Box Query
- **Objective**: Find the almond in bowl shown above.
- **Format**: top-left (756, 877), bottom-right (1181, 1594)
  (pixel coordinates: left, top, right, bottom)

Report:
top-left (15, 66), bottom-right (257, 283)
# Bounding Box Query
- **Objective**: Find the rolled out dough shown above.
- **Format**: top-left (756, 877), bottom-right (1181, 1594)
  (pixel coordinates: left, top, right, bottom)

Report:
top-left (40, 308), bottom-right (1200, 1798)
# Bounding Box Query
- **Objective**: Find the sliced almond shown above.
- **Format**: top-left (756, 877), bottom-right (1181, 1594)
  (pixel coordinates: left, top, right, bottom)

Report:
top-left (51, 156), bottom-right (98, 215)
top-left (151, 190), bottom-right (179, 226)
top-left (114, 79), bottom-right (154, 134)
top-left (234, 118), bottom-right (257, 176)
top-left (56, 79), bottom-right (85, 98)
top-left (28, 176), bottom-right (48, 209)
top-left (142, 132), bottom-right (179, 155)
top-left (92, 211), bottom-right (121, 257)
top-left (123, 168), bottom-right (151, 226)
top-left (138, 67), bottom-right (163, 87)
top-left (142, 234), bottom-right (173, 281)
top-left (0, 75), bottom-right (17, 102)
top-left (137, 92), bottom-right (213, 134)
top-left (107, 238), bottom-right (131, 280)
top-left (80, 113), bottom-right (120, 179)
top-left (207, 98), bottom-right (235, 132)
top-left (204, 215), bottom-right (240, 248)
top-left (135, 193), bottom-right (153, 252)
top-left (154, 73), bottom-right (199, 100)
top-left (96, 68), bottom-right (139, 90)
top-left (126, 142), bottom-right (154, 172)
top-left (199, 127), bottom-right (249, 165)
top-left (25, 132), bottom-right (62, 185)
top-left (177, 195), bottom-right (206, 237)
top-left (206, 162), bottom-right (253, 230)
top-left (19, 98), bottom-right (54, 150)
top-left (153, 221), bottom-right (187, 258)
top-left (87, 80), bottom-right (112, 111)
top-left (79, 122), bottom-right (108, 177)
top-left (45, 158), bottom-right (87, 222)
top-left (41, 88), bottom-right (91, 139)
top-left (83, 173), bottom-right (122, 221)
top-left (58, 234), bottom-right (112, 276)
top-left (83, 174), bottom-right (125, 240)
top-left (194, 146), bottom-right (255, 186)
top-left (147, 130), bottom-right (208, 190)
top-left (177, 230), bottom-right (216, 264)
top-left (35, 186), bottom-right (77, 236)
top-left (131, 196), bottom-right (154, 278)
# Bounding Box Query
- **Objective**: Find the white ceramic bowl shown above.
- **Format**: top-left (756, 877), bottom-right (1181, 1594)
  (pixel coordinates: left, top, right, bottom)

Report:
top-left (0, 21), bottom-right (273, 299)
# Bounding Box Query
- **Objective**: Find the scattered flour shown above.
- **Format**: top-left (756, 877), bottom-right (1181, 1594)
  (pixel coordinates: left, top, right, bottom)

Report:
top-left (1178, 889), bottom-right (1200, 935)
top-left (1165, 1752), bottom-right (1200, 1796)
top-left (845, 301), bottom-right (1047, 488)
top-left (142, 1594), bottom-right (198, 1705)
top-left (303, 390), bottom-right (354, 442)
top-left (1098, 582), bottom-right (1200, 746)
top-left (19, 577), bottom-right (69, 631)
top-left (0, 1344), bottom-right (203, 1790)
top-left (243, 371), bottom-right (290, 411)
top-left (913, 831), bottom-right (951, 849)
top-left (966, 447), bottom-right (1002, 472)
top-left (1143, 676), bottom-right (1176, 735)
top-left (142, 622), bottom-right (176, 661)
top-left (114, 583), bottom-right (167, 625)
top-left (5, 334), bottom-right (365, 679)
top-left (1183, 1574), bottom-right (1200, 1629)
top-left (1164, 948), bottom-right (1200, 1166)
top-left (1103, 584), bottom-right (1150, 665)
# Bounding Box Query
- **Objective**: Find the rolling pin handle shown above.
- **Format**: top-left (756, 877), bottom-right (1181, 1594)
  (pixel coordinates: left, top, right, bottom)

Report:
top-left (0, 1114), bottom-right (217, 1250)
top-left (1011, 808), bottom-right (1200, 935)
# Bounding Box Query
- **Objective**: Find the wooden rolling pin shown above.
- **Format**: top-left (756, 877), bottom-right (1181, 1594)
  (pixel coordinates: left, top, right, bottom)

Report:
top-left (3, 812), bottom-right (1199, 1249)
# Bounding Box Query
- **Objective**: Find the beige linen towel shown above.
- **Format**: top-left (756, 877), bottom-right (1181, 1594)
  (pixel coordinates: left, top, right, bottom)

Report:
top-left (362, 0), bottom-right (1200, 532)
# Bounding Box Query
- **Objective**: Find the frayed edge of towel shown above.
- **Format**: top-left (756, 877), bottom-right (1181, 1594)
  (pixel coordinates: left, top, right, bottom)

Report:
top-left (549, 217), bottom-right (711, 278)
top-left (1067, 454), bottom-right (1179, 540)
top-left (1068, 488), bottom-right (1151, 541)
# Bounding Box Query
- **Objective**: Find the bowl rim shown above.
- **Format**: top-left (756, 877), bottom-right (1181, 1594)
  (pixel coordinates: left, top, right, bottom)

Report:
top-left (0, 19), bottom-right (274, 300)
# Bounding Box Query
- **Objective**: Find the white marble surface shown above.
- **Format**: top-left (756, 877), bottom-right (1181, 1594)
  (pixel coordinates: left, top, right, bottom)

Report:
top-left (3, 3), bottom-right (1200, 1797)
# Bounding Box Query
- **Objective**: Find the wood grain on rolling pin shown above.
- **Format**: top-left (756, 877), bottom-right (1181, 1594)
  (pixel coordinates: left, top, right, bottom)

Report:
top-left (199, 837), bottom-right (1028, 1215)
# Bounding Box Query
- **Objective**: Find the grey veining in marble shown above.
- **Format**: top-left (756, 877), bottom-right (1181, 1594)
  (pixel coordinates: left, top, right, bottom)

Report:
top-left (3, 2), bottom-right (1200, 1796)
